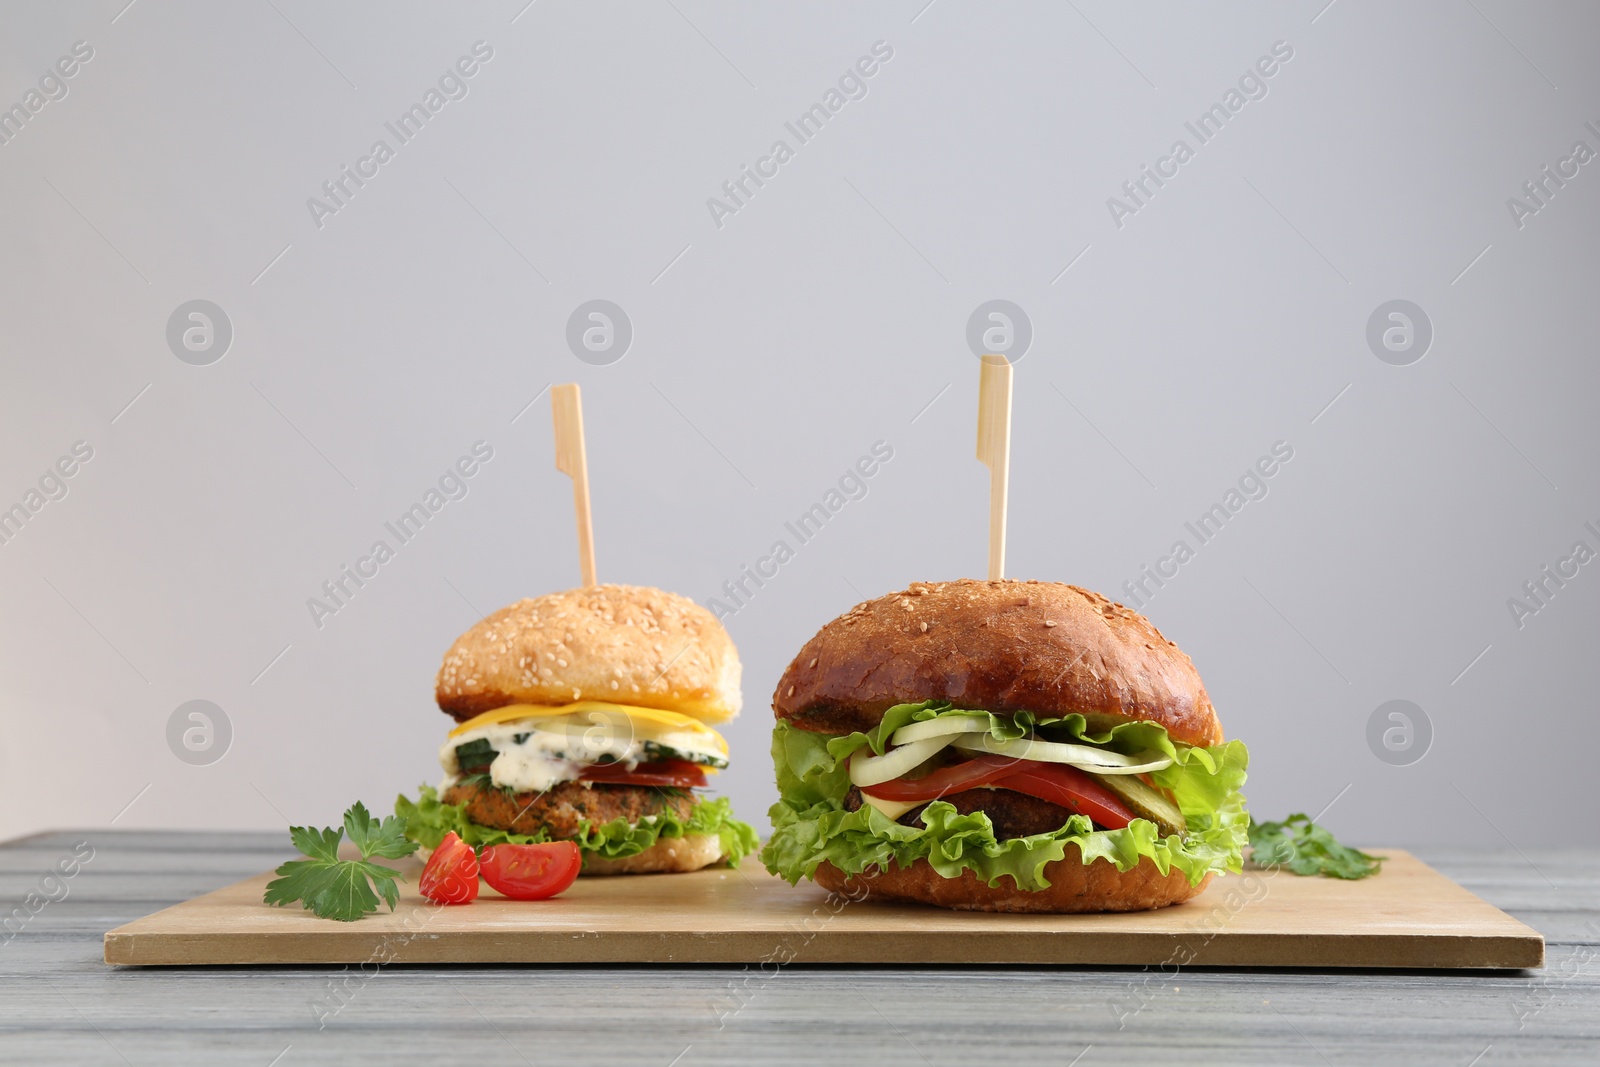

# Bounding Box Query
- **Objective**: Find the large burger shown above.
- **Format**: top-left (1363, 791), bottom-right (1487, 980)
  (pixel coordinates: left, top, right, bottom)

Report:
top-left (397, 584), bottom-right (757, 874)
top-left (762, 579), bottom-right (1249, 911)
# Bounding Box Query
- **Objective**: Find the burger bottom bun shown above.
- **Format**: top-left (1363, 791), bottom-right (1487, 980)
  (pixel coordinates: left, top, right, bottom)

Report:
top-left (581, 833), bottom-right (725, 876)
top-left (811, 848), bottom-right (1212, 913)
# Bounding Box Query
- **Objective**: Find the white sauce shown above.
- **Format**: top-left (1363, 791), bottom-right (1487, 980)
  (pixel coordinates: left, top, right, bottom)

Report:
top-left (439, 715), bottom-right (726, 794)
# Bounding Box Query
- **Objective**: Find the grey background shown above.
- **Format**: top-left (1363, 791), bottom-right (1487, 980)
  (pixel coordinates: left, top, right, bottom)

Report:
top-left (1, 0), bottom-right (1595, 850)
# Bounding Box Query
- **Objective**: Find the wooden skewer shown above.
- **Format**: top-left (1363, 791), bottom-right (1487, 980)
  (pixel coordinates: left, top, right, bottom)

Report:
top-left (551, 383), bottom-right (598, 587)
top-left (976, 354), bottom-right (1013, 581)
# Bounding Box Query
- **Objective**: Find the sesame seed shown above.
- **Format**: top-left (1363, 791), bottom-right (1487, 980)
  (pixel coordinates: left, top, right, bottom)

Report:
top-left (1045, 620), bottom-right (1057, 628)
top-left (787, 686), bottom-right (795, 697)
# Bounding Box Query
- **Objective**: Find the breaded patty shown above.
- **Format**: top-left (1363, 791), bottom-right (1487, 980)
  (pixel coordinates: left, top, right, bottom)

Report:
top-left (443, 780), bottom-right (694, 839)
top-left (844, 785), bottom-right (1078, 839)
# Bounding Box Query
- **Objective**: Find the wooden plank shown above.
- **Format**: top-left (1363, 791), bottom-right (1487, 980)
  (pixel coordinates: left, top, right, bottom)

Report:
top-left (5, 833), bottom-right (1591, 1065)
top-left (3, 831), bottom-right (1587, 1067)
top-left (104, 850), bottom-right (1542, 969)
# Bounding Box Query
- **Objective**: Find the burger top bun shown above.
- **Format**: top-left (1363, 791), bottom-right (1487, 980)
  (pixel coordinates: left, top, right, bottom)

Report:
top-left (772, 578), bottom-right (1221, 748)
top-left (436, 584), bottom-right (742, 724)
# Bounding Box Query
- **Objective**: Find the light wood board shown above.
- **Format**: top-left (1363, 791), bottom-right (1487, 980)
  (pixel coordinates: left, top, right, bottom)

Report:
top-left (102, 849), bottom-right (1543, 969)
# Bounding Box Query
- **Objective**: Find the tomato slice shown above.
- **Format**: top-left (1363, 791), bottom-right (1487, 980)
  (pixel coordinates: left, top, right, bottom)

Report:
top-left (859, 754), bottom-right (1137, 831)
top-left (479, 842), bottom-right (582, 900)
top-left (991, 763), bottom-right (1136, 830)
top-left (857, 754), bottom-right (1021, 802)
top-left (578, 759), bottom-right (708, 789)
top-left (419, 831), bottom-right (479, 905)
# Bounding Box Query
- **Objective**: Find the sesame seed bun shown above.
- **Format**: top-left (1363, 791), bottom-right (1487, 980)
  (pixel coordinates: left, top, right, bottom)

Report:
top-left (773, 578), bottom-right (1221, 748)
top-left (436, 584), bottom-right (742, 724)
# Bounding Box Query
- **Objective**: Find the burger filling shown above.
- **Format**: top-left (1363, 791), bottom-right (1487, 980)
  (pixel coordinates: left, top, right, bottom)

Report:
top-left (396, 701), bottom-right (758, 867)
top-left (763, 701), bottom-right (1249, 892)
top-left (440, 706), bottom-right (730, 794)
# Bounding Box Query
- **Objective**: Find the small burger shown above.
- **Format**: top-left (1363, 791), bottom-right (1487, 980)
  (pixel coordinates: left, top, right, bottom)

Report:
top-left (762, 579), bottom-right (1250, 912)
top-left (397, 584), bottom-right (758, 874)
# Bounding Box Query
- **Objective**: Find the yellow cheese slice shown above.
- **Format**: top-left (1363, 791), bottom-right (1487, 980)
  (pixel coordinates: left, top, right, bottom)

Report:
top-left (447, 701), bottom-right (729, 755)
top-left (858, 790), bottom-right (921, 821)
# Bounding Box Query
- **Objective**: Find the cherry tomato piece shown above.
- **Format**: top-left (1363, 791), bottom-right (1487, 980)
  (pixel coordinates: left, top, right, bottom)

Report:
top-left (479, 841), bottom-right (582, 900)
top-left (419, 831), bottom-right (479, 905)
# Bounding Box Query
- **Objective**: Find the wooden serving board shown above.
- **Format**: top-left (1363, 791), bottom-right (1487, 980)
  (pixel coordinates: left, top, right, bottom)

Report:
top-left (103, 850), bottom-right (1543, 969)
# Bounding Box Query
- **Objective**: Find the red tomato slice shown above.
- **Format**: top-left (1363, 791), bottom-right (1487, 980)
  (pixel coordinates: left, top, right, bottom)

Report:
top-left (479, 842), bottom-right (582, 900)
top-left (857, 754), bottom-right (1021, 802)
top-left (990, 763), bottom-right (1136, 830)
top-left (578, 759), bottom-right (708, 789)
top-left (859, 754), bottom-right (1137, 831)
top-left (419, 831), bottom-right (479, 905)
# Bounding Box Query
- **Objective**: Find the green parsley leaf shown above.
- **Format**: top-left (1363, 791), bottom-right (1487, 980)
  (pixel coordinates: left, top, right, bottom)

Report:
top-left (344, 801), bottom-right (415, 860)
top-left (264, 802), bottom-right (421, 921)
top-left (288, 824), bottom-right (342, 863)
top-left (1248, 813), bottom-right (1383, 880)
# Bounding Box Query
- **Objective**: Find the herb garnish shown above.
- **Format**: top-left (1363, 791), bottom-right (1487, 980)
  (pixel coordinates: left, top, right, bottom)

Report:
top-left (1248, 813), bottom-right (1383, 880)
top-left (264, 802), bottom-right (420, 921)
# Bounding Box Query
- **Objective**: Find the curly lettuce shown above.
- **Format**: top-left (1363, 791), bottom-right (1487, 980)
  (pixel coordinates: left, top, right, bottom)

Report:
top-left (396, 787), bottom-right (759, 868)
top-left (762, 701), bottom-right (1249, 892)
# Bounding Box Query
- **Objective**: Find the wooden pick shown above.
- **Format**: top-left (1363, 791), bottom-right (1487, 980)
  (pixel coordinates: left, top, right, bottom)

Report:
top-left (551, 383), bottom-right (598, 587)
top-left (976, 354), bottom-right (1013, 581)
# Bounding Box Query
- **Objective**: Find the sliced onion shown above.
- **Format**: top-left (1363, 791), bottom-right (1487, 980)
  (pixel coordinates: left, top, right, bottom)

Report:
top-left (1048, 753), bottom-right (1172, 775)
top-left (950, 734), bottom-right (1173, 774)
top-left (848, 736), bottom-right (955, 787)
top-left (888, 717), bottom-right (991, 746)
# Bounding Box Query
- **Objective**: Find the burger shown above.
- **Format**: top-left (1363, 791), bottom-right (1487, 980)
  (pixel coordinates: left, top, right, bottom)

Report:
top-left (396, 584), bottom-right (758, 874)
top-left (762, 579), bottom-right (1250, 911)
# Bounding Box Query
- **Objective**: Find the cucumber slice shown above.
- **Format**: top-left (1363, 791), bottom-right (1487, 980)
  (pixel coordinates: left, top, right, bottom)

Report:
top-left (453, 738), bottom-right (498, 774)
top-left (1093, 773), bottom-right (1186, 836)
top-left (641, 740), bottom-right (728, 769)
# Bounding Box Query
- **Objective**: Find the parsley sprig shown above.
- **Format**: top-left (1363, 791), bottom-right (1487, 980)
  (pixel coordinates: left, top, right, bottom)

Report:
top-left (1248, 813), bottom-right (1384, 880)
top-left (264, 802), bottom-right (420, 921)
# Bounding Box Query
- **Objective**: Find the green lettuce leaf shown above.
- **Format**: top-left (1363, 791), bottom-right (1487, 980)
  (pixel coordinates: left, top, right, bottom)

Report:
top-left (763, 701), bottom-right (1250, 892)
top-left (395, 787), bottom-right (759, 868)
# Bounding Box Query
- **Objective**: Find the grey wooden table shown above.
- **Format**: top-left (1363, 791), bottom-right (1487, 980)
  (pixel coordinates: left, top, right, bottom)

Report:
top-left (2, 830), bottom-right (1597, 1066)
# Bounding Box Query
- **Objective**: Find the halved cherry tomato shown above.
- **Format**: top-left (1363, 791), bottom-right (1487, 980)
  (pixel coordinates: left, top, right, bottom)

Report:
top-left (989, 762), bottom-right (1137, 830)
top-left (578, 759), bottom-right (707, 789)
top-left (860, 755), bottom-right (1137, 831)
top-left (419, 831), bottom-right (479, 904)
top-left (479, 842), bottom-right (582, 900)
